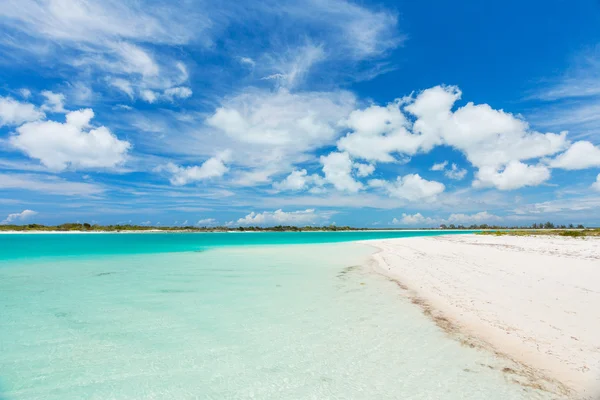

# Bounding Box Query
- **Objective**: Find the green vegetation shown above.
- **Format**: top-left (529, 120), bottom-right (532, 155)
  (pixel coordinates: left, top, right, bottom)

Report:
top-left (0, 221), bottom-right (596, 233)
top-left (479, 228), bottom-right (600, 238)
top-left (0, 223), bottom-right (366, 232)
top-left (439, 222), bottom-right (586, 230)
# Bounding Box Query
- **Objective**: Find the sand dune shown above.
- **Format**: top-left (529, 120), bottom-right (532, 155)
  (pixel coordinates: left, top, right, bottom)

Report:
top-left (367, 234), bottom-right (600, 399)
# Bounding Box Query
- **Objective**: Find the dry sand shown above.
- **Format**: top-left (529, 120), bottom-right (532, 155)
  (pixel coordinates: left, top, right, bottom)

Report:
top-left (367, 234), bottom-right (600, 399)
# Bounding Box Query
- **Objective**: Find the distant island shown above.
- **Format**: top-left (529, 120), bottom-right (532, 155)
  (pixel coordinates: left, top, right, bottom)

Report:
top-left (0, 221), bottom-right (594, 232)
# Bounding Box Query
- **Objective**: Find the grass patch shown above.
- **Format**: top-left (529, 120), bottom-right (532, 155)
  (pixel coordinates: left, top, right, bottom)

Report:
top-left (479, 229), bottom-right (600, 238)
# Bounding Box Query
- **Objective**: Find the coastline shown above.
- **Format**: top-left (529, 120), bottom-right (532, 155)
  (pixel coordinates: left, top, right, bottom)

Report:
top-left (0, 229), bottom-right (471, 234)
top-left (365, 234), bottom-right (600, 399)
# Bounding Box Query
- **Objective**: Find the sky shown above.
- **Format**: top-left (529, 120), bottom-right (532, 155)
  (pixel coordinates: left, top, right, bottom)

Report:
top-left (1, 0), bottom-right (600, 227)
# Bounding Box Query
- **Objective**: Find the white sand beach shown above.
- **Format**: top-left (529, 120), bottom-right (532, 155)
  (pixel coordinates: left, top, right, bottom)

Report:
top-left (367, 234), bottom-right (600, 400)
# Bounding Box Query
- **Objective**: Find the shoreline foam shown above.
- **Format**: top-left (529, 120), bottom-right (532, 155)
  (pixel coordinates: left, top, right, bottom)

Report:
top-left (365, 234), bottom-right (600, 399)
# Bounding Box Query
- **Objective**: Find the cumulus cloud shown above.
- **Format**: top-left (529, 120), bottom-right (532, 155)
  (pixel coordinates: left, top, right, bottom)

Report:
top-left (158, 151), bottom-right (231, 185)
top-left (336, 85), bottom-right (570, 190)
top-left (338, 100), bottom-right (432, 162)
top-left (273, 169), bottom-right (325, 191)
top-left (549, 141), bottom-right (600, 170)
top-left (369, 174), bottom-right (445, 201)
top-left (234, 208), bottom-right (329, 226)
top-left (593, 174), bottom-right (600, 192)
top-left (446, 211), bottom-right (501, 224)
top-left (444, 163), bottom-right (467, 180)
top-left (320, 152), bottom-right (363, 192)
top-left (392, 213), bottom-right (436, 226)
top-left (0, 96), bottom-right (45, 126)
top-left (10, 109), bottom-right (131, 171)
top-left (40, 90), bottom-right (66, 113)
top-left (473, 161), bottom-right (550, 191)
top-left (430, 160), bottom-right (467, 180)
top-left (391, 210), bottom-right (501, 226)
top-left (207, 88), bottom-right (355, 151)
top-left (1, 209), bottom-right (38, 225)
top-left (354, 162), bottom-right (375, 177)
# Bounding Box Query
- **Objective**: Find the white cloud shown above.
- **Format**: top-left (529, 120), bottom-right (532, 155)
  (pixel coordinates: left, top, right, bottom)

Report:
top-left (41, 90), bottom-right (66, 113)
top-left (205, 88), bottom-right (356, 178)
top-left (158, 151), bottom-right (231, 186)
top-left (109, 78), bottom-right (134, 98)
top-left (549, 141), bottom-right (600, 170)
top-left (0, 173), bottom-right (104, 195)
top-left (446, 211), bottom-right (501, 224)
top-left (10, 108), bottom-right (131, 171)
top-left (111, 41), bottom-right (159, 77)
top-left (430, 160), bottom-right (467, 180)
top-left (445, 163), bottom-right (467, 180)
top-left (234, 208), bottom-right (328, 226)
top-left (369, 174), bottom-right (445, 201)
top-left (273, 169), bottom-right (324, 191)
top-left (320, 152), bottom-right (363, 192)
top-left (336, 85), bottom-right (569, 192)
top-left (239, 57), bottom-right (255, 67)
top-left (592, 174), bottom-right (600, 191)
top-left (0, 0), bottom-right (204, 46)
top-left (163, 86), bottom-right (193, 101)
top-left (19, 88), bottom-right (31, 98)
top-left (473, 161), bottom-right (550, 191)
top-left (392, 213), bottom-right (436, 226)
top-left (273, 0), bottom-right (401, 60)
top-left (0, 96), bottom-right (45, 126)
top-left (533, 46), bottom-right (600, 101)
top-left (261, 44), bottom-right (325, 89)
top-left (430, 161), bottom-right (448, 171)
top-left (140, 89), bottom-right (159, 103)
top-left (207, 88), bottom-right (354, 148)
top-left (196, 218), bottom-right (217, 225)
top-left (406, 86), bottom-right (569, 169)
top-left (353, 162), bottom-right (375, 177)
top-left (1, 209), bottom-right (38, 225)
top-left (338, 100), bottom-right (432, 162)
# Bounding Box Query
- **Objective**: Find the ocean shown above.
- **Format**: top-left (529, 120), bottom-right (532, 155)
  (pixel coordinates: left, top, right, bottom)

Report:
top-left (0, 232), bottom-right (551, 399)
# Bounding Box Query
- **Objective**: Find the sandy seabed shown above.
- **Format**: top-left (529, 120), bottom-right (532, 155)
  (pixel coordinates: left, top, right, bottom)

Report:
top-left (366, 234), bottom-right (600, 400)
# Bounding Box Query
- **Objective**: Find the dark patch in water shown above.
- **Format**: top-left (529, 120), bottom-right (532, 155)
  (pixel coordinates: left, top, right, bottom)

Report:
top-left (337, 265), bottom-right (360, 278)
top-left (95, 272), bottom-right (115, 277)
top-left (54, 311), bottom-right (69, 318)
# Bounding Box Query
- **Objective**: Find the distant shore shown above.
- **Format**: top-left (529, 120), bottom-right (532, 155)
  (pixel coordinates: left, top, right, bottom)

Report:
top-left (0, 228), bottom-right (473, 234)
top-left (367, 234), bottom-right (600, 399)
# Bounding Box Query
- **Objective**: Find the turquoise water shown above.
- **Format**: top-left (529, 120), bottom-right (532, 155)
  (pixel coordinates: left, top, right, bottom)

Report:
top-left (0, 233), bottom-right (552, 399)
top-left (0, 230), bottom-right (474, 261)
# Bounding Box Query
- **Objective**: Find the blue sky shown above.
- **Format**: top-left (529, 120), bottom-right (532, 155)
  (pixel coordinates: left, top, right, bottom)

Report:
top-left (1, 0), bottom-right (600, 227)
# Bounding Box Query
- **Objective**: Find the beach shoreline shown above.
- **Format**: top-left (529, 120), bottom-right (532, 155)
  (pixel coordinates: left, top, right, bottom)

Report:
top-left (365, 234), bottom-right (600, 400)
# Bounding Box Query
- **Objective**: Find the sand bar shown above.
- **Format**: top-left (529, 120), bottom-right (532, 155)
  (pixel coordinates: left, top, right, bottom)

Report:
top-left (367, 234), bottom-right (600, 399)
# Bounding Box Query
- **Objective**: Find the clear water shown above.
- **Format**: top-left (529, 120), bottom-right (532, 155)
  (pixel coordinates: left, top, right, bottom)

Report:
top-left (0, 233), bottom-right (551, 399)
top-left (0, 230), bottom-right (475, 261)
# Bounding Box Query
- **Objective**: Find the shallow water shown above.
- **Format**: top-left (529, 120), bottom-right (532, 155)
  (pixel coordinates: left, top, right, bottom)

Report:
top-left (0, 239), bottom-right (552, 399)
top-left (0, 230), bottom-right (475, 261)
